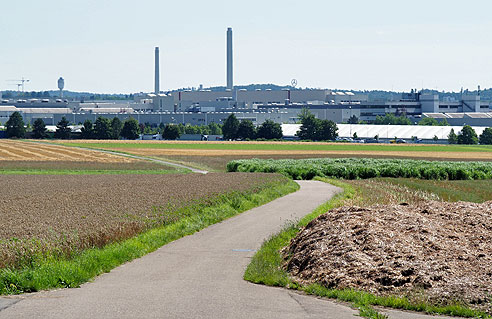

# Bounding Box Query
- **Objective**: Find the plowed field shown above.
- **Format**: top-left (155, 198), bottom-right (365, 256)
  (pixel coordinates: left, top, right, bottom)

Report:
top-left (0, 173), bottom-right (288, 269)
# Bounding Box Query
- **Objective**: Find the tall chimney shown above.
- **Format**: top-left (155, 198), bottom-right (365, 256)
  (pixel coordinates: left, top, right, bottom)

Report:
top-left (226, 28), bottom-right (233, 90)
top-left (155, 47), bottom-right (160, 94)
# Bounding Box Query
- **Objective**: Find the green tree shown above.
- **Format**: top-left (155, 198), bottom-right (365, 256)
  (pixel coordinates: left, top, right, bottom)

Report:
top-left (222, 114), bottom-right (240, 140)
top-left (374, 113), bottom-right (411, 125)
top-left (433, 135), bottom-right (439, 143)
top-left (94, 117), bottom-right (112, 139)
top-left (162, 124), bottom-right (181, 140)
top-left (32, 118), bottom-right (48, 139)
top-left (111, 117), bottom-right (123, 139)
top-left (347, 114), bottom-right (359, 124)
top-left (419, 117), bottom-right (439, 126)
top-left (208, 122), bottom-right (222, 135)
top-left (121, 118), bottom-right (140, 140)
top-left (296, 109), bottom-right (337, 141)
top-left (176, 123), bottom-right (185, 135)
top-left (80, 119), bottom-right (94, 139)
top-left (237, 120), bottom-right (256, 140)
top-left (54, 117), bottom-right (71, 139)
top-left (296, 109), bottom-right (318, 140)
top-left (418, 117), bottom-right (450, 126)
top-left (316, 119), bottom-right (338, 141)
top-left (5, 111), bottom-right (25, 138)
top-left (479, 127), bottom-right (492, 145)
top-left (257, 120), bottom-right (282, 140)
top-left (439, 119), bottom-right (450, 126)
top-left (457, 125), bottom-right (478, 145)
top-left (447, 128), bottom-right (458, 144)
top-left (184, 124), bottom-right (200, 134)
top-left (353, 132), bottom-right (358, 139)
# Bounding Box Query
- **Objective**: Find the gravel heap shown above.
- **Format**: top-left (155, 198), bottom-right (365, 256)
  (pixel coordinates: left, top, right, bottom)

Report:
top-left (285, 201), bottom-right (492, 313)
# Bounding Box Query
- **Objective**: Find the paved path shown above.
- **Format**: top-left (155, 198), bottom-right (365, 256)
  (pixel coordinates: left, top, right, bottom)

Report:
top-left (0, 181), bottom-right (463, 319)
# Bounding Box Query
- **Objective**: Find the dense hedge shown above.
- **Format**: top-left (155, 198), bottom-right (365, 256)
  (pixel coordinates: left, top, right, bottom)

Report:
top-left (227, 158), bottom-right (492, 180)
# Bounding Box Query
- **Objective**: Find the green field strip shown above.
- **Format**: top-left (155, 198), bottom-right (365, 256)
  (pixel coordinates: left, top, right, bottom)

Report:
top-left (61, 142), bottom-right (492, 153)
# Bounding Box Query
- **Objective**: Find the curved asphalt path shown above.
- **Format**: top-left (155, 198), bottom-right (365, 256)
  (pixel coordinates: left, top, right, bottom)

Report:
top-left (0, 181), bottom-right (460, 319)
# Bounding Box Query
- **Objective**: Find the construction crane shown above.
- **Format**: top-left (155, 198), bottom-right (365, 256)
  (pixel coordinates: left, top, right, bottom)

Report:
top-left (6, 77), bottom-right (30, 92)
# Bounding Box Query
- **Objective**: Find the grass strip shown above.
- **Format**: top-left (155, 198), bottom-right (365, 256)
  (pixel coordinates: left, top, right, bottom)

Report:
top-left (244, 178), bottom-right (491, 319)
top-left (0, 168), bottom-right (188, 175)
top-left (0, 179), bottom-right (299, 295)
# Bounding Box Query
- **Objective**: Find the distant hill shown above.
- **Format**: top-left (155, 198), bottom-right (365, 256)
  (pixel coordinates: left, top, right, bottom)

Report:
top-left (2, 86), bottom-right (491, 102)
top-left (0, 90), bottom-right (133, 100)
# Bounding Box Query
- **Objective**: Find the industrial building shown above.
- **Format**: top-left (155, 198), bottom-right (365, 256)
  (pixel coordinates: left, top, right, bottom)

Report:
top-left (1, 28), bottom-right (491, 129)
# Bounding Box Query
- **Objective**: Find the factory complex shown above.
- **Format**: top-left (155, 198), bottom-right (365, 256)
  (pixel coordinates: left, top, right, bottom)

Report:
top-left (1, 28), bottom-right (491, 129)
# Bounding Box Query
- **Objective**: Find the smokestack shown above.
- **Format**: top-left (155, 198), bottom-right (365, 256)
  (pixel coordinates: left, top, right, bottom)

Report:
top-left (155, 47), bottom-right (160, 94)
top-left (226, 27), bottom-right (233, 90)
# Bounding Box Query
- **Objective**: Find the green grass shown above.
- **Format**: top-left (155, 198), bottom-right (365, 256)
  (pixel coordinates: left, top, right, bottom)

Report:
top-left (0, 179), bottom-right (299, 295)
top-left (244, 178), bottom-right (491, 319)
top-left (380, 178), bottom-right (492, 203)
top-left (228, 158), bottom-right (492, 180)
top-left (61, 141), bottom-right (492, 153)
top-left (0, 168), bottom-right (188, 175)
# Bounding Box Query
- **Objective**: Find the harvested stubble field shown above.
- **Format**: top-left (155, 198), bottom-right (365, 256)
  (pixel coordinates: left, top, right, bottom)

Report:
top-left (0, 173), bottom-right (287, 269)
top-left (0, 140), bottom-right (135, 162)
top-left (58, 140), bottom-right (492, 163)
top-left (0, 140), bottom-right (179, 172)
top-left (286, 200), bottom-right (492, 314)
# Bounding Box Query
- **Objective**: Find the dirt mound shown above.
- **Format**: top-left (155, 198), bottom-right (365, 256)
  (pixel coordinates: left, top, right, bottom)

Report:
top-left (285, 201), bottom-right (492, 313)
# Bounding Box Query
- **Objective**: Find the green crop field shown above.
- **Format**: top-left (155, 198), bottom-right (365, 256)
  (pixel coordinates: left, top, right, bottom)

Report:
top-left (227, 158), bottom-right (492, 180)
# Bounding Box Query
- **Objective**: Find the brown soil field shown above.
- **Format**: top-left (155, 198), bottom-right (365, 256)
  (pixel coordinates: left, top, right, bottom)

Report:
top-left (285, 201), bottom-right (492, 313)
top-left (0, 173), bottom-right (287, 269)
top-left (0, 160), bottom-right (175, 171)
top-left (0, 140), bottom-right (135, 162)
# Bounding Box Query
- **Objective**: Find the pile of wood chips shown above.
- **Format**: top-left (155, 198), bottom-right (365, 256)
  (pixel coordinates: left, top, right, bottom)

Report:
top-left (285, 201), bottom-right (492, 313)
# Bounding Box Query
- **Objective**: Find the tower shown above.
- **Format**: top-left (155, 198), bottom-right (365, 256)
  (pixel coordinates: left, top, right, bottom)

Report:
top-left (57, 77), bottom-right (64, 98)
top-left (226, 27), bottom-right (233, 90)
top-left (155, 47), bottom-right (160, 94)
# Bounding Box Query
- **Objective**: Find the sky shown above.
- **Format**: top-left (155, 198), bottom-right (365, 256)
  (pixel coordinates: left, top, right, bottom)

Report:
top-left (1, 0), bottom-right (492, 94)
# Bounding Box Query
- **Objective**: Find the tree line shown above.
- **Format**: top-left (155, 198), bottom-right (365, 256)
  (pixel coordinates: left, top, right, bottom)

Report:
top-left (4, 110), bottom-right (492, 144)
top-left (2, 111), bottom-right (222, 140)
top-left (447, 125), bottom-right (492, 145)
top-left (2, 111), bottom-right (285, 141)
top-left (167, 114), bottom-right (283, 141)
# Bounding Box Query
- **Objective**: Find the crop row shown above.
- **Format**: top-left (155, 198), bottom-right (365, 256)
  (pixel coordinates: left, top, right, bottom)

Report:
top-left (227, 158), bottom-right (492, 180)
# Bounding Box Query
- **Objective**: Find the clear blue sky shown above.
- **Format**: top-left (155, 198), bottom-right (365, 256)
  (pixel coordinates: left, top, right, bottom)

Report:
top-left (1, 0), bottom-right (491, 93)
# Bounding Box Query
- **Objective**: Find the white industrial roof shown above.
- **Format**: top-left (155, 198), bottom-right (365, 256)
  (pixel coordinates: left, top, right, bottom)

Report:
top-left (19, 108), bottom-right (72, 114)
top-left (0, 106), bottom-right (18, 112)
top-left (282, 123), bottom-right (488, 140)
top-left (79, 107), bottom-right (134, 113)
top-left (425, 112), bottom-right (492, 119)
